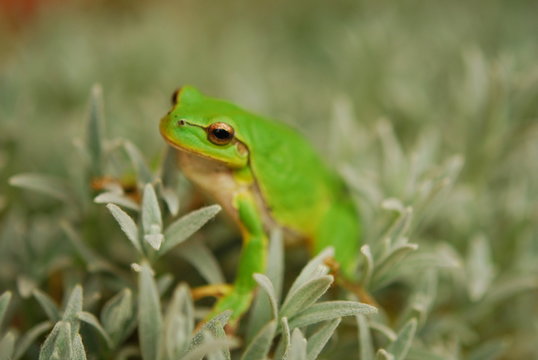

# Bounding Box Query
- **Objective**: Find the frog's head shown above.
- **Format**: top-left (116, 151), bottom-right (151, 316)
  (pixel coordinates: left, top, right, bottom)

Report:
top-left (160, 86), bottom-right (249, 168)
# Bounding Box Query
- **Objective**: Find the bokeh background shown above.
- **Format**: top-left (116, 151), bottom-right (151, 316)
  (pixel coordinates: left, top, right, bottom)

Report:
top-left (1, 0), bottom-right (537, 359)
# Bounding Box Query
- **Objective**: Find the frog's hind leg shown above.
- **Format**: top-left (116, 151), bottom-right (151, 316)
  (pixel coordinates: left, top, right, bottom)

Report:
top-left (315, 202), bottom-right (361, 280)
top-left (315, 203), bottom-right (378, 306)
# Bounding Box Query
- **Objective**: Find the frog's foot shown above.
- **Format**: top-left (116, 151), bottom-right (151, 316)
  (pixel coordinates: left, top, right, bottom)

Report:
top-left (191, 284), bottom-right (233, 300)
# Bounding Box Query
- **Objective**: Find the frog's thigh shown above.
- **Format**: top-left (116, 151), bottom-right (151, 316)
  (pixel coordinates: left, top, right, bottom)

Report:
top-left (315, 204), bottom-right (361, 280)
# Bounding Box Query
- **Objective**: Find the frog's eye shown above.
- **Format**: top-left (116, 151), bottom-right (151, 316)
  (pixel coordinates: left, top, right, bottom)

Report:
top-left (207, 122), bottom-right (235, 145)
top-left (171, 88), bottom-right (181, 105)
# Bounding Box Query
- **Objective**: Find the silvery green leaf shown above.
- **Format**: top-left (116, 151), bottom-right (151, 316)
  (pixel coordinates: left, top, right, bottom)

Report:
top-left (32, 289), bottom-right (60, 322)
top-left (359, 245), bottom-right (374, 286)
top-left (77, 311), bottom-right (112, 347)
top-left (286, 247), bottom-right (333, 301)
top-left (387, 318), bottom-right (417, 360)
top-left (138, 262), bottom-right (162, 360)
top-left (481, 276), bottom-right (538, 308)
top-left (62, 285), bottom-right (83, 340)
top-left (86, 83), bottom-right (104, 177)
top-left (0, 291), bottom-right (12, 327)
top-left (253, 274), bottom-right (279, 320)
top-left (280, 275), bottom-right (333, 319)
top-left (145, 233), bottom-right (164, 251)
top-left (182, 336), bottom-right (238, 360)
top-left (377, 119), bottom-right (405, 179)
top-left (246, 229), bottom-right (284, 342)
top-left (161, 187), bottom-right (180, 216)
top-left (72, 334), bottom-right (87, 360)
top-left (466, 234), bottom-right (495, 301)
top-left (176, 241), bottom-right (225, 285)
top-left (101, 288), bottom-right (135, 347)
top-left (106, 203), bottom-right (142, 253)
top-left (288, 301), bottom-right (377, 330)
top-left (39, 321), bottom-right (72, 360)
top-left (306, 318), bottom-right (340, 360)
top-left (357, 315), bottom-right (374, 360)
top-left (13, 321), bottom-right (52, 360)
top-left (0, 331), bottom-right (16, 360)
top-left (240, 320), bottom-right (276, 360)
top-left (9, 173), bottom-right (70, 202)
top-left (467, 339), bottom-right (508, 360)
top-left (274, 317), bottom-right (291, 360)
top-left (115, 346), bottom-right (140, 360)
top-left (16, 275), bottom-right (37, 299)
top-left (375, 349), bottom-right (394, 360)
top-left (95, 192), bottom-right (140, 211)
top-left (289, 328), bottom-right (307, 360)
top-left (163, 284), bottom-right (194, 359)
top-left (371, 243), bottom-right (419, 289)
top-left (61, 221), bottom-right (119, 274)
top-left (189, 311), bottom-right (232, 360)
top-left (409, 270), bottom-right (437, 325)
top-left (124, 141), bottom-right (154, 185)
top-left (142, 184), bottom-right (163, 250)
top-left (385, 207), bottom-right (413, 249)
top-left (161, 204), bottom-right (221, 255)
top-left (157, 273), bottom-right (174, 296)
top-left (369, 321), bottom-right (397, 342)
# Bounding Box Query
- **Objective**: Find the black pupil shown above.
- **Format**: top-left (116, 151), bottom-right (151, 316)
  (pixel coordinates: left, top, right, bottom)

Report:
top-left (213, 128), bottom-right (231, 139)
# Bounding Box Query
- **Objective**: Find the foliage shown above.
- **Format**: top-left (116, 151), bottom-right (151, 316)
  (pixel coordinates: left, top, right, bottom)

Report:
top-left (1, 0), bottom-right (537, 359)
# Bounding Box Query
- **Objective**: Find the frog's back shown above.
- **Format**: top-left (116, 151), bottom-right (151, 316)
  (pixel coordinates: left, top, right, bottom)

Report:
top-left (234, 111), bottom-right (350, 236)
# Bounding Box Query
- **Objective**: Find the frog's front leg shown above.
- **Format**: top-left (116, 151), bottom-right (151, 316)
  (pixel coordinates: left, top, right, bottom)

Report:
top-left (208, 189), bottom-right (268, 325)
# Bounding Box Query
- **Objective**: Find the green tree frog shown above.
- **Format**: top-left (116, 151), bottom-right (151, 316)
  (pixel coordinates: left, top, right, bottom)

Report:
top-left (160, 86), bottom-right (361, 323)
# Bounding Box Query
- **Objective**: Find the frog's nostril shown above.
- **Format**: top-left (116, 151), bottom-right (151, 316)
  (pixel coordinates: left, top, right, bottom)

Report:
top-left (177, 119), bottom-right (186, 126)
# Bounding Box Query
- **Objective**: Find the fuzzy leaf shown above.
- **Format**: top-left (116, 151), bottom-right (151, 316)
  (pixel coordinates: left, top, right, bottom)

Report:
top-left (253, 274), bottom-right (279, 320)
top-left (13, 321), bottom-right (52, 360)
top-left (289, 328), bottom-right (307, 360)
top-left (161, 204), bottom-right (221, 255)
top-left (32, 289), bottom-right (60, 322)
top-left (138, 262), bottom-right (162, 360)
top-left (306, 318), bottom-right (340, 360)
top-left (0, 331), bottom-right (16, 360)
top-left (288, 301), bottom-right (377, 330)
top-left (9, 173), bottom-right (70, 202)
top-left (466, 234), bottom-right (495, 301)
top-left (72, 334), bottom-right (87, 360)
top-left (240, 320), bottom-right (276, 360)
top-left (142, 184), bottom-right (163, 250)
top-left (77, 311), bottom-right (112, 347)
top-left (124, 141), bottom-right (154, 185)
top-left (101, 288), bottom-right (135, 347)
top-left (357, 315), bottom-right (375, 360)
top-left (387, 318), bottom-right (417, 360)
top-left (274, 317), bottom-right (291, 360)
top-left (176, 241), bottom-right (225, 284)
top-left (280, 275), bottom-right (333, 319)
top-left (287, 247), bottom-right (333, 301)
top-left (39, 321), bottom-right (72, 360)
top-left (95, 192), bottom-right (140, 211)
top-left (0, 291), bottom-right (12, 328)
top-left (62, 285), bottom-right (83, 340)
top-left (106, 203), bottom-right (142, 253)
top-left (163, 284), bottom-right (194, 359)
top-left (86, 83), bottom-right (104, 177)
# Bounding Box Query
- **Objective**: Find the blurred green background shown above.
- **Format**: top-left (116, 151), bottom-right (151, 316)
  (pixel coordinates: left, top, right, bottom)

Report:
top-left (1, 0), bottom-right (537, 359)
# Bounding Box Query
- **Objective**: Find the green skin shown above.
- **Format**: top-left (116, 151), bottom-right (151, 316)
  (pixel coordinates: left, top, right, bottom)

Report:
top-left (160, 86), bottom-right (360, 323)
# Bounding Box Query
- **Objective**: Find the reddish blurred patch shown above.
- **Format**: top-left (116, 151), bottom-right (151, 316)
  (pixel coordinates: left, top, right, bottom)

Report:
top-left (0, 0), bottom-right (52, 29)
